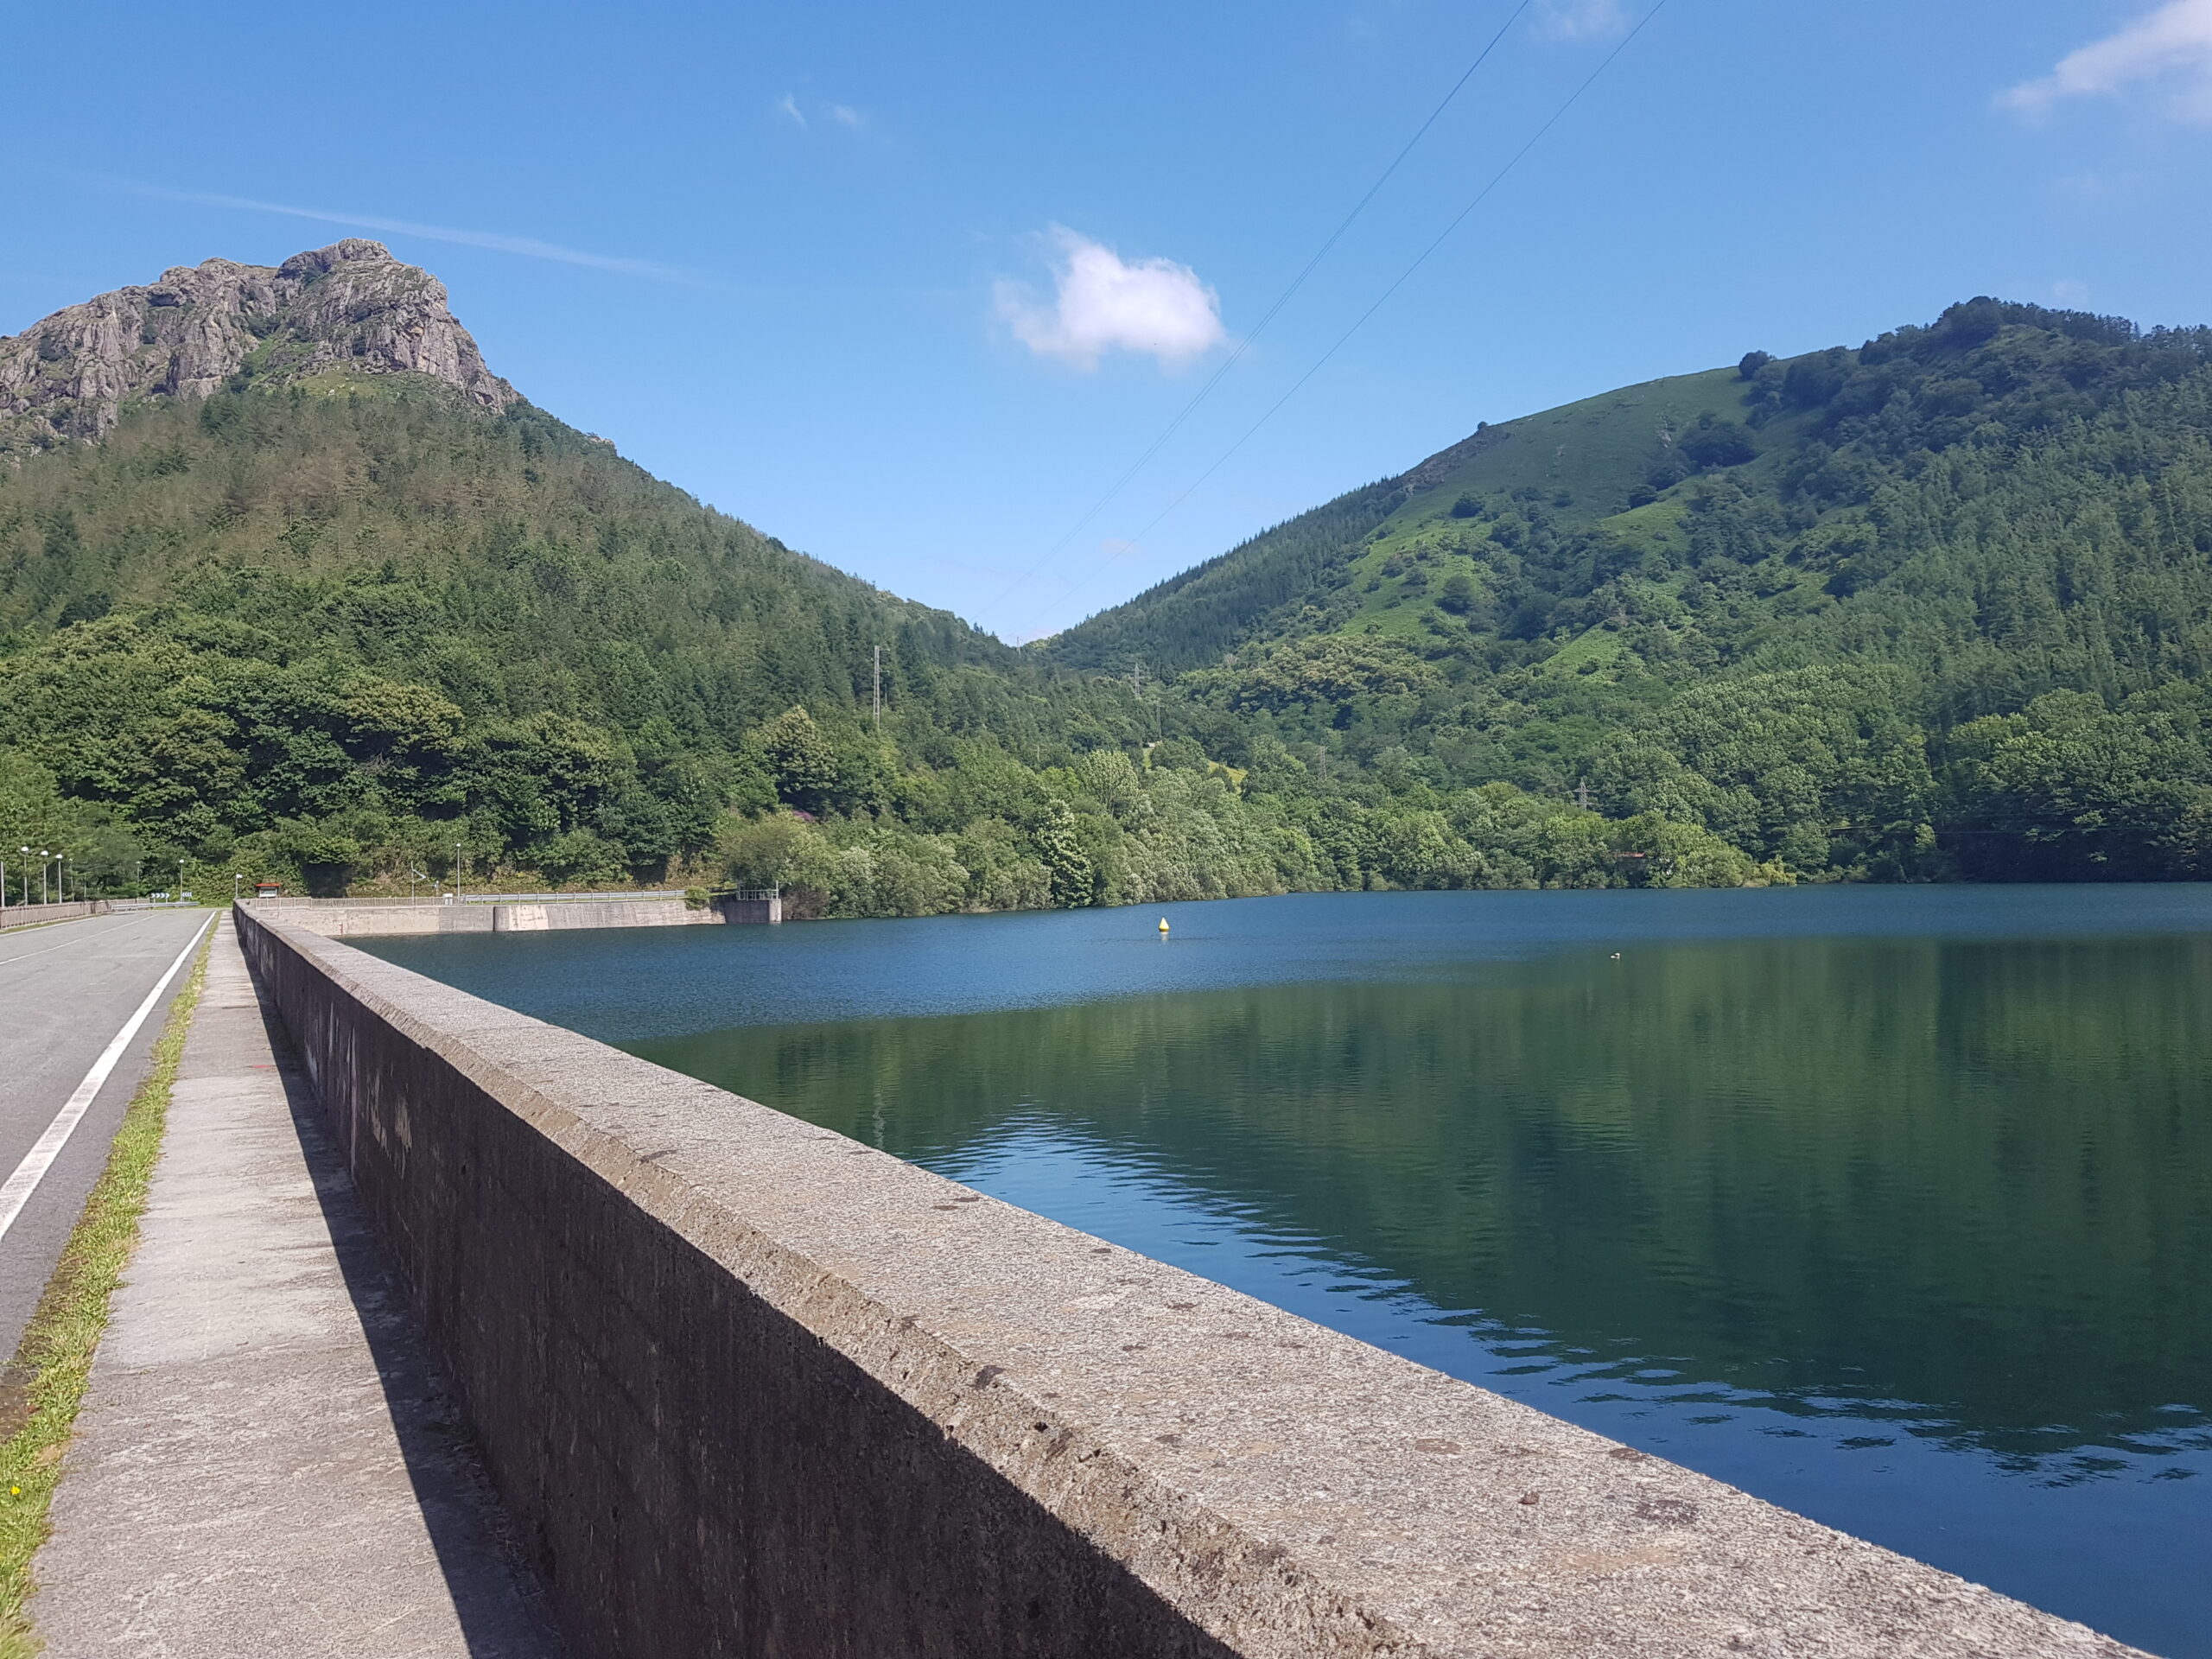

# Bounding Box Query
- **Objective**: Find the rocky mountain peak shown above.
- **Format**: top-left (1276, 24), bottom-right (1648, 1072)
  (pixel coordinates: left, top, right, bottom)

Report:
top-left (0, 240), bottom-right (517, 455)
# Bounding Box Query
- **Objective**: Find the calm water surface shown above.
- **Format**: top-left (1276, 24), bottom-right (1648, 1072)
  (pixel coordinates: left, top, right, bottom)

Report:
top-left (365, 887), bottom-right (2212, 1656)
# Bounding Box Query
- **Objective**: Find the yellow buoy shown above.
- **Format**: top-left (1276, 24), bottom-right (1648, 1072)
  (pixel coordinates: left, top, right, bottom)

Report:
top-left (1158, 917), bottom-right (1171, 936)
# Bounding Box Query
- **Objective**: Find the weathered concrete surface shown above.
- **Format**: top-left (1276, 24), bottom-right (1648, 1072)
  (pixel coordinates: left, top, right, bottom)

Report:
top-left (491, 898), bottom-right (718, 931)
top-left (720, 891), bottom-right (782, 924)
top-left (30, 918), bottom-right (560, 1658)
top-left (234, 905), bottom-right (2149, 1659)
top-left (0, 898), bottom-right (109, 932)
top-left (269, 897), bottom-right (751, 938)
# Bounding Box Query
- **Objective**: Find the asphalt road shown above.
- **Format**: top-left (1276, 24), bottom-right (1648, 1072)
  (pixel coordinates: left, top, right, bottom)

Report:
top-left (0, 908), bottom-right (212, 1363)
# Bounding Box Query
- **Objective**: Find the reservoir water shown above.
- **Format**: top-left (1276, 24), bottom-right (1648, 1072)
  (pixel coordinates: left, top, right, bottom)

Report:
top-left (362, 886), bottom-right (2212, 1656)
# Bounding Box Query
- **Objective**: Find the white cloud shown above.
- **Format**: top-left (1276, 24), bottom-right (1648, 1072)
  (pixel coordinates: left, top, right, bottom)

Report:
top-left (2001, 0), bottom-right (2212, 123)
top-left (827, 104), bottom-right (865, 129)
top-left (1533, 0), bottom-right (1628, 42)
top-left (776, 94), bottom-right (807, 129)
top-left (1098, 537), bottom-right (1144, 559)
top-left (994, 228), bottom-right (1226, 372)
top-left (2053, 278), bottom-right (2093, 304)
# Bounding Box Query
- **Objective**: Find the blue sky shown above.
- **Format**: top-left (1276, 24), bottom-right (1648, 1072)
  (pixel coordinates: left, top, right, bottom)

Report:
top-left (8, 2), bottom-right (2211, 642)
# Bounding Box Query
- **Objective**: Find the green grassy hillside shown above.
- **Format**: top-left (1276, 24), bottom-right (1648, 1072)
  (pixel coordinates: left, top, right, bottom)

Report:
top-left (1046, 300), bottom-right (2212, 880)
top-left (1041, 365), bottom-right (1811, 678)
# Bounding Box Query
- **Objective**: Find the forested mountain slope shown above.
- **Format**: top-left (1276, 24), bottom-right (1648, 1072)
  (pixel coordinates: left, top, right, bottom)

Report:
top-left (0, 378), bottom-right (1064, 882)
top-left (6, 244), bottom-right (1748, 905)
top-left (8, 252), bottom-right (2208, 903)
top-left (0, 244), bottom-right (1134, 894)
top-left (1048, 301), bottom-right (2212, 880)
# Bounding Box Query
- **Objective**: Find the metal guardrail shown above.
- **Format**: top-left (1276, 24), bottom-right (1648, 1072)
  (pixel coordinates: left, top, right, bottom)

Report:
top-left (245, 890), bottom-right (696, 909)
top-left (246, 896), bottom-right (448, 908)
top-left (0, 899), bottom-right (112, 930)
top-left (455, 890), bottom-right (690, 906)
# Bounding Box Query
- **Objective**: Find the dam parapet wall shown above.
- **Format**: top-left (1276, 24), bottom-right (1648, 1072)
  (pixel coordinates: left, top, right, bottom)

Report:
top-left (231, 903), bottom-right (2139, 1659)
top-left (256, 890), bottom-right (778, 938)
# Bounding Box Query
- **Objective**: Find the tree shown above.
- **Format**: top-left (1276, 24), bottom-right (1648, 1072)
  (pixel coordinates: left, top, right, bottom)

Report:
top-left (1680, 417), bottom-right (1756, 469)
top-left (754, 706), bottom-right (839, 813)
top-left (1033, 800), bottom-right (1095, 907)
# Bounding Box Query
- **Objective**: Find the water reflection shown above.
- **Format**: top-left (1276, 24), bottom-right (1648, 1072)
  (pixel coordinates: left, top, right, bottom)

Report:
top-left (638, 938), bottom-right (2212, 1465)
top-left (629, 932), bottom-right (2212, 1655)
top-left (369, 891), bottom-right (2212, 1655)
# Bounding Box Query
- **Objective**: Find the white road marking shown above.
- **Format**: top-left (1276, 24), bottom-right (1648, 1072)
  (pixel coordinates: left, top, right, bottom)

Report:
top-left (0, 915), bottom-right (212, 1244)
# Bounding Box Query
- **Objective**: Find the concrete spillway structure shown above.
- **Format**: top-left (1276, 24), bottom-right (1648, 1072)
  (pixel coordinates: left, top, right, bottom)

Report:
top-left (232, 904), bottom-right (2143, 1659)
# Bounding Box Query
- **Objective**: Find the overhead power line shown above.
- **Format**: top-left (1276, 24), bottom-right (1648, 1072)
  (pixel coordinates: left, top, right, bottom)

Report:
top-left (1020, 0), bottom-right (1674, 643)
top-left (980, 0), bottom-right (1535, 639)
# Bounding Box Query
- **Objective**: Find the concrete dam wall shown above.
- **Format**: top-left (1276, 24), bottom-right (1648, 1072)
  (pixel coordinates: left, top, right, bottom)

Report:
top-left (257, 890), bottom-right (780, 938)
top-left (231, 905), bottom-right (2137, 1659)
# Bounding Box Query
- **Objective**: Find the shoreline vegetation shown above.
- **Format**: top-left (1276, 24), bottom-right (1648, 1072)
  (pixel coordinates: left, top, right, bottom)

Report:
top-left (3, 289), bottom-right (2210, 918)
top-left (0, 930), bottom-right (209, 1657)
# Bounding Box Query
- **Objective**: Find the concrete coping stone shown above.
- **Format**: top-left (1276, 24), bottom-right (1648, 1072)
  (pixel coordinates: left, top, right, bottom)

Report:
top-left (254, 915), bottom-right (2145, 1659)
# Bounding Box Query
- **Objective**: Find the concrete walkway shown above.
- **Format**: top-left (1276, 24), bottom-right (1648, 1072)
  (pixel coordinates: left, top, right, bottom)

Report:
top-left (29, 918), bottom-right (561, 1657)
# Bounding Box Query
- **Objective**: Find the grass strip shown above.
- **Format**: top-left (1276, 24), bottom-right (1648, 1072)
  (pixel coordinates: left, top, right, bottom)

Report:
top-left (0, 925), bottom-right (212, 1657)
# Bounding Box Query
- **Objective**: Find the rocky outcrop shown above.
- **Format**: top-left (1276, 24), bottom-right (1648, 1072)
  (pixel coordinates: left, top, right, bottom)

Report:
top-left (0, 240), bottom-right (517, 455)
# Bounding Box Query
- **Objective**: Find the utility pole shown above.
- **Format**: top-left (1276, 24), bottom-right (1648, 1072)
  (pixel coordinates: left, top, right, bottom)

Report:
top-left (873, 645), bottom-right (882, 728)
top-left (1575, 778), bottom-right (1592, 811)
top-left (1129, 659), bottom-right (1161, 742)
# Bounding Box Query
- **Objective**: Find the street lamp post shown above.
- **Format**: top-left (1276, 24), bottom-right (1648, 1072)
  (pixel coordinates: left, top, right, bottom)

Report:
top-left (176, 859), bottom-right (186, 906)
top-left (232, 872), bottom-right (244, 905)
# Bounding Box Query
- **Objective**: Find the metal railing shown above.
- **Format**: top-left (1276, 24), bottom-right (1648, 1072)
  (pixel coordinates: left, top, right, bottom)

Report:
top-left (0, 898), bottom-right (112, 930)
top-left (246, 895), bottom-right (449, 908)
top-left (244, 889), bottom-right (696, 909)
top-left (454, 889), bottom-right (690, 906)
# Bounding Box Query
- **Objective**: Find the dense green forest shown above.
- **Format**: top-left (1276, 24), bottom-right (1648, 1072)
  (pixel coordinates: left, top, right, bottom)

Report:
top-left (0, 375), bottom-right (1738, 906)
top-left (1050, 299), bottom-right (2212, 882)
top-left (5, 295), bottom-right (2210, 907)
